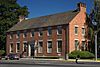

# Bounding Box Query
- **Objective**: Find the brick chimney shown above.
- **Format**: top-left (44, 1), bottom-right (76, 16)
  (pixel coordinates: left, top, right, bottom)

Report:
top-left (77, 2), bottom-right (86, 12)
top-left (19, 15), bottom-right (25, 22)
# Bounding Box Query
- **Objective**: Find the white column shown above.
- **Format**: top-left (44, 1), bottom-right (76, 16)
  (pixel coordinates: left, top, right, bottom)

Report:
top-left (28, 44), bottom-right (31, 56)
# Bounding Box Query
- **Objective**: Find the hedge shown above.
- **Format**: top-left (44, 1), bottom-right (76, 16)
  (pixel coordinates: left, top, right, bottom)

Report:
top-left (69, 50), bottom-right (94, 59)
top-left (0, 50), bottom-right (5, 56)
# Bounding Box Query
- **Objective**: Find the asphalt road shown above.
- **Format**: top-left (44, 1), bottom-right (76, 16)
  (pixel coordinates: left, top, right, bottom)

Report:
top-left (1, 63), bottom-right (100, 67)
top-left (0, 59), bottom-right (100, 67)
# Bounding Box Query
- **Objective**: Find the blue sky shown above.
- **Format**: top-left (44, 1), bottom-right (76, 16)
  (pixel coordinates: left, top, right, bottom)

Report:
top-left (17, 0), bottom-right (94, 19)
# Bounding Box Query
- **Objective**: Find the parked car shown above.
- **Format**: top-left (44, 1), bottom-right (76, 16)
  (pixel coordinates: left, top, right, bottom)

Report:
top-left (5, 54), bottom-right (19, 60)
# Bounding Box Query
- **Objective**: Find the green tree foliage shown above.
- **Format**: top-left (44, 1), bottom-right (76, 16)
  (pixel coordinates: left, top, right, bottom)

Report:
top-left (94, 0), bottom-right (100, 53)
top-left (87, 0), bottom-right (100, 53)
top-left (0, 0), bottom-right (29, 50)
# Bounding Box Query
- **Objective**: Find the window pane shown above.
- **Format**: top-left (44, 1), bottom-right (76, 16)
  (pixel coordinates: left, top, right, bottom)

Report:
top-left (38, 42), bottom-right (43, 53)
top-left (75, 27), bottom-right (78, 34)
top-left (10, 33), bottom-right (13, 39)
top-left (10, 43), bottom-right (13, 53)
top-left (75, 40), bottom-right (79, 50)
top-left (24, 43), bottom-right (27, 52)
top-left (17, 43), bottom-right (20, 52)
top-left (31, 31), bottom-right (34, 37)
top-left (82, 28), bottom-right (85, 35)
top-left (47, 41), bottom-right (52, 53)
top-left (48, 27), bottom-right (52, 36)
top-left (57, 26), bottom-right (62, 35)
top-left (23, 31), bottom-right (27, 38)
top-left (16, 31), bottom-right (20, 38)
top-left (57, 40), bottom-right (62, 53)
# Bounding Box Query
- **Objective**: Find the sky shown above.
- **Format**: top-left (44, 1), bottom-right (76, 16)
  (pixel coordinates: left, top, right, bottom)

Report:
top-left (17, 0), bottom-right (94, 19)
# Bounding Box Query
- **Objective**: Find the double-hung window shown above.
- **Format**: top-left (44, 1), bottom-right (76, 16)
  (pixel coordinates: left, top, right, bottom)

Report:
top-left (47, 27), bottom-right (52, 36)
top-left (75, 26), bottom-right (78, 35)
top-left (47, 41), bottom-right (52, 53)
top-left (57, 40), bottom-right (62, 53)
top-left (57, 26), bottom-right (62, 35)
top-left (38, 41), bottom-right (43, 53)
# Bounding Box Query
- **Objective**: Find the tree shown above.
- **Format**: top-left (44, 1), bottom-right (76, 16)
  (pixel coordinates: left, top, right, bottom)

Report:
top-left (0, 0), bottom-right (29, 50)
top-left (94, 0), bottom-right (100, 53)
top-left (88, 0), bottom-right (100, 53)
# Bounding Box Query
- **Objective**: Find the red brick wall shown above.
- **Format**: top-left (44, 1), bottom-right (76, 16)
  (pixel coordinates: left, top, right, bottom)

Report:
top-left (69, 4), bottom-right (86, 53)
top-left (6, 3), bottom-right (87, 58)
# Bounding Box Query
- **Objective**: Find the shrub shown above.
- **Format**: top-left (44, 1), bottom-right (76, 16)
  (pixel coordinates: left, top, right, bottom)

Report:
top-left (0, 50), bottom-right (5, 56)
top-left (69, 50), bottom-right (94, 59)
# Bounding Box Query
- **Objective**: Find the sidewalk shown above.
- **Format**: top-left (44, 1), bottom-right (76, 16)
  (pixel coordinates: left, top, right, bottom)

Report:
top-left (20, 58), bottom-right (100, 62)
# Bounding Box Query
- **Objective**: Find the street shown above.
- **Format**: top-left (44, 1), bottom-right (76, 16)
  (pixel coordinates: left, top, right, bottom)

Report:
top-left (1, 63), bottom-right (100, 67)
top-left (0, 59), bottom-right (100, 67)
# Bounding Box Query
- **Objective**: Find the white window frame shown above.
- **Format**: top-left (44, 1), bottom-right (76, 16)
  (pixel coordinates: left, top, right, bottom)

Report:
top-left (23, 41), bottom-right (27, 52)
top-left (74, 39), bottom-right (79, 50)
top-left (10, 34), bottom-right (13, 39)
top-left (57, 39), bottom-right (62, 53)
top-left (38, 31), bottom-right (43, 36)
top-left (74, 25), bottom-right (79, 35)
top-left (10, 43), bottom-right (13, 53)
top-left (57, 26), bottom-right (62, 35)
top-left (23, 31), bottom-right (27, 38)
top-left (30, 31), bottom-right (34, 37)
top-left (47, 40), bottom-right (52, 53)
top-left (47, 27), bottom-right (52, 36)
top-left (81, 40), bottom-right (86, 50)
top-left (38, 41), bottom-right (43, 53)
top-left (16, 31), bottom-right (20, 38)
top-left (82, 26), bottom-right (85, 35)
top-left (16, 42), bottom-right (20, 53)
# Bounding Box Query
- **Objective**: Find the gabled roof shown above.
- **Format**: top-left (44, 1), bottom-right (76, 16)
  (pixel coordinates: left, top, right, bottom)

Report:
top-left (7, 10), bottom-right (79, 32)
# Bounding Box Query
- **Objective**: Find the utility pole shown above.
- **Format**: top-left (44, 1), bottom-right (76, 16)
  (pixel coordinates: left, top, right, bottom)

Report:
top-left (90, 0), bottom-right (100, 61)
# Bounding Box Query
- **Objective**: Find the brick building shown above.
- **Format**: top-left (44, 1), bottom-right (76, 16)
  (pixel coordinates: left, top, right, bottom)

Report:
top-left (6, 2), bottom-right (88, 59)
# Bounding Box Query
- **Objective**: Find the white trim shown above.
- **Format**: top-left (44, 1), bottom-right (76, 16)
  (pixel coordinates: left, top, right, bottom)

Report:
top-left (57, 27), bottom-right (62, 35)
top-left (23, 41), bottom-right (27, 43)
top-left (10, 35), bottom-right (12, 39)
top-left (57, 39), bottom-right (62, 41)
top-left (30, 32), bottom-right (32, 37)
top-left (74, 25), bottom-right (79, 27)
top-left (47, 40), bottom-right (52, 53)
top-left (28, 44), bottom-right (31, 56)
top-left (10, 43), bottom-right (13, 53)
top-left (10, 42), bottom-right (13, 43)
top-left (16, 41), bottom-right (20, 43)
top-left (47, 27), bottom-right (52, 36)
top-left (82, 28), bottom-right (85, 35)
top-left (74, 25), bottom-right (78, 35)
top-left (57, 40), bottom-right (62, 53)
top-left (74, 39), bottom-right (79, 40)
top-left (38, 40), bottom-right (43, 42)
top-left (16, 42), bottom-right (20, 53)
top-left (82, 26), bottom-right (85, 28)
top-left (38, 41), bottom-right (43, 53)
top-left (47, 39), bottom-right (52, 41)
top-left (38, 32), bottom-right (40, 36)
top-left (81, 39), bottom-right (85, 41)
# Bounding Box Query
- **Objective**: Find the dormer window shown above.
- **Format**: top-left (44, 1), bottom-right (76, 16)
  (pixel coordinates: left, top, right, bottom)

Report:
top-left (10, 32), bottom-right (13, 39)
top-left (38, 29), bottom-right (43, 36)
top-left (57, 26), bottom-right (62, 35)
top-left (47, 27), bottom-right (52, 36)
top-left (16, 31), bottom-right (20, 38)
top-left (23, 31), bottom-right (27, 38)
top-left (31, 30), bottom-right (34, 37)
top-left (10, 34), bottom-right (13, 39)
